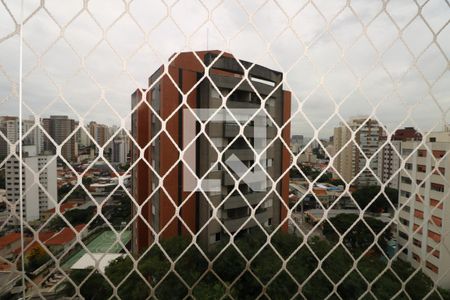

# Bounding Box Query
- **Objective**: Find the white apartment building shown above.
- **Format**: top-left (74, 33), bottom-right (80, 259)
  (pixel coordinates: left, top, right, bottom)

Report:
top-left (0, 116), bottom-right (43, 157)
top-left (5, 145), bottom-right (57, 226)
top-left (111, 133), bottom-right (129, 164)
top-left (397, 130), bottom-right (450, 288)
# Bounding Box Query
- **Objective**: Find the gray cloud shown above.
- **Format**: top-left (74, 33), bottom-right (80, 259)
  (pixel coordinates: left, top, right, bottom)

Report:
top-left (0, 0), bottom-right (449, 140)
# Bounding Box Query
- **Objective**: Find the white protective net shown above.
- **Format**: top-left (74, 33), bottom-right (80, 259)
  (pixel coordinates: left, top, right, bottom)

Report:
top-left (0, 0), bottom-right (449, 299)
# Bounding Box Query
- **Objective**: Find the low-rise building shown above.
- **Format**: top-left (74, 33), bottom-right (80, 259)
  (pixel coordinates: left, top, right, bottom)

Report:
top-left (0, 233), bottom-right (21, 258)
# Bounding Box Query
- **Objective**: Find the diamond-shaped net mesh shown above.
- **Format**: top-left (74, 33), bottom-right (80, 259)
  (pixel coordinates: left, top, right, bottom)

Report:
top-left (0, 0), bottom-right (449, 299)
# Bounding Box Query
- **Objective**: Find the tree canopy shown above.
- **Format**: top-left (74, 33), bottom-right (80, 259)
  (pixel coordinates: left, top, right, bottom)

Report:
top-left (62, 231), bottom-right (449, 300)
top-left (352, 185), bottom-right (398, 213)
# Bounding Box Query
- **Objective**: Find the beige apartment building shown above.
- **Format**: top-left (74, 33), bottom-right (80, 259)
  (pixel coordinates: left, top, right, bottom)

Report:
top-left (333, 117), bottom-right (383, 186)
top-left (397, 130), bottom-right (450, 288)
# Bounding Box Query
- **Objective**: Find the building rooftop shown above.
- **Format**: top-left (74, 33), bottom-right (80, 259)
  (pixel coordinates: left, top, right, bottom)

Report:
top-left (305, 209), bottom-right (392, 223)
top-left (47, 202), bottom-right (78, 214)
top-left (71, 253), bottom-right (124, 273)
top-left (0, 233), bottom-right (21, 250)
top-left (44, 224), bottom-right (85, 246)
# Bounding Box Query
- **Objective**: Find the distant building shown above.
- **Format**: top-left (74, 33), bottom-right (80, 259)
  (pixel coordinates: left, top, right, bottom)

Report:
top-left (377, 127), bottom-right (421, 190)
top-left (397, 130), bottom-right (450, 288)
top-left (0, 116), bottom-right (43, 157)
top-left (297, 146), bottom-right (318, 164)
top-left (88, 121), bottom-right (111, 147)
top-left (77, 126), bottom-right (92, 148)
top-left (5, 145), bottom-right (57, 226)
top-left (111, 131), bottom-right (129, 164)
top-left (291, 135), bottom-right (303, 145)
top-left (333, 117), bottom-right (383, 186)
top-left (42, 115), bottom-right (77, 162)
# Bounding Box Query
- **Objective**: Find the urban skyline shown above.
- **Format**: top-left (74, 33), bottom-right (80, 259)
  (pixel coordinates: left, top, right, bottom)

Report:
top-left (0, 0), bottom-right (449, 299)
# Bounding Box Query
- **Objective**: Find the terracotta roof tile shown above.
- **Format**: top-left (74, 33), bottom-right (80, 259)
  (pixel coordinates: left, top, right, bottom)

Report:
top-left (0, 233), bottom-right (21, 249)
top-left (44, 224), bottom-right (85, 246)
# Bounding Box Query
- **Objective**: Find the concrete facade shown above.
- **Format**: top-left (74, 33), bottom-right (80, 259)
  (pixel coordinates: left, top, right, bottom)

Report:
top-left (333, 117), bottom-right (383, 186)
top-left (42, 116), bottom-right (76, 162)
top-left (5, 147), bottom-right (57, 226)
top-left (397, 130), bottom-right (450, 288)
top-left (131, 51), bottom-right (291, 254)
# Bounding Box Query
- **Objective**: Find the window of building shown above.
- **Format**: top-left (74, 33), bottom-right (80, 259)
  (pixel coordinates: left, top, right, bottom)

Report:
top-left (432, 166), bottom-right (445, 175)
top-left (226, 207), bottom-right (248, 219)
top-left (428, 230), bottom-right (441, 243)
top-left (427, 246), bottom-right (440, 259)
top-left (399, 231), bottom-right (409, 240)
top-left (417, 165), bottom-right (426, 173)
top-left (401, 176), bottom-right (412, 184)
top-left (429, 137), bottom-right (436, 142)
top-left (415, 194), bottom-right (423, 202)
top-left (414, 209), bottom-right (424, 219)
top-left (430, 215), bottom-right (442, 227)
top-left (426, 261), bottom-right (439, 274)
top-left (430, 199), bottom-right (443, 209)
top-left (413, 224), bottom-right (423, 234)
top-left (430, 183), bottom-right (444, 192)
top-left (399, 218), bottom-right (409, 226)
top-left (400, 190), bottom-right (411, 198)
top-left (432, 150), bottom-right (445, 158)
top-left (418, 150), bottom-right (427, 157)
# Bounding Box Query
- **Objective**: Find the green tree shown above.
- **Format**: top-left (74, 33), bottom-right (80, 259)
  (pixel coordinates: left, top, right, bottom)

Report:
top-left (0, 171), bottom-right (5, 189)
top-left (352, 185), bottom-right (398, 212)
top-left (64, 269), bottom-right (112, 299)
top-left (49, 206), bottom-right (95, 230)
top-left (323, 213), bottom-right (392, 255)
top-left (65, 232), bottom-right (450, 300)
top-left (82, 177), bottom-right (93, 187)
top-left (26, 246), bottom-right (50, 272)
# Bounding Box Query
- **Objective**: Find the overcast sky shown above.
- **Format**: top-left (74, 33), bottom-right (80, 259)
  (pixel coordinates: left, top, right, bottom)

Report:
top-left (0, 0), bottom-right (449, 139)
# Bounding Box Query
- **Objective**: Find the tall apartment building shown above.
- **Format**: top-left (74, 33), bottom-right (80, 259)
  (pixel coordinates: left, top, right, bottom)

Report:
top-left (88, 121), bottom-right (111, 146)
top-left (397, 130), bottom-right (450, 288)
top-left (0, 116), bottom-right (43, 157)
top-left (131, 51), bottom-right (291, 253)
top-left (42, 115), bottom-right (76, 162)
top-left (5, 145), bottom-right (57, 226)
top-left (111, 131), bottom-right (129, 164)
top-left (333, 117), bottom-right (383, 186)
top-left (377, 127), bottom-right (422, 190)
